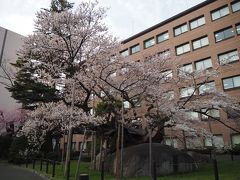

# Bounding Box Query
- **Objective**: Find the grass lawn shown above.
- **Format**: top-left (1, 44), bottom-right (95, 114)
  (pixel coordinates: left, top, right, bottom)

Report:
top-left (25, 160), bottom-right (240, 180)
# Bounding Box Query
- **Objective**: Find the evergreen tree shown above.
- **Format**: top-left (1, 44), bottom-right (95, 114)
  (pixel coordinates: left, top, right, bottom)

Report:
top-left (8, 58), bottom-right (59, 109)
top-left (7, 0), bottom-right (74, 109)
top-left (50, 0), bottom-right (74, 12)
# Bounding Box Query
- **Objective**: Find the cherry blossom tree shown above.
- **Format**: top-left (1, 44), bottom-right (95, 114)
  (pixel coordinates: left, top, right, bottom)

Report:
top-left (0, 108), bottom-right (26, 135)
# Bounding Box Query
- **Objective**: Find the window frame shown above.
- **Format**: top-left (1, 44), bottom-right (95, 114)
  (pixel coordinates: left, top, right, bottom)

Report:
top-left (157, 31), bottom-right (169, 43)
top-left (222, 75), bottom-right (240, 90)
top-left (180, 86), bottom-right (196, 98)
top-left (231, 133), bottom-right (240, 147)
top-left (189, 15), bottom-right (206, 30)
top-left (214, 26), bottom-right (235, 43)
top-left (120, 49), bottom-right (129, 57)
top-left (192, 36), bottom-right (209, 50)
top-left (195, 57), bottom-right (213, 71)
top-left (176, 42), bottom-right (191, 56)
top-left (218, 49), bottom-right (239, 65)
top-left (174, 23), bottom-right (188, 36)
top-left (231, 0), bottom-right (240, 13)
top-left (144, 37), bottom-right (155, 49)
top-left (158, 49), bottom-right (171, 59)
top-left (211, 5), bottom-right (230, 21)
top-left (178, 63), bottom-right (193, 75)
top-left (130, 44), bottom-right (140, 55)
top-left (198, 81), bottom-right (216, 95)
top-left (236, 23), bottom-right (240, 35)
top-left (201, 108), bottom-right (220, 121)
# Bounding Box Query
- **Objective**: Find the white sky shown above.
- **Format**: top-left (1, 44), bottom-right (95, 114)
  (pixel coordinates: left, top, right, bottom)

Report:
top-left (0, 0), bottom-right (205, 40)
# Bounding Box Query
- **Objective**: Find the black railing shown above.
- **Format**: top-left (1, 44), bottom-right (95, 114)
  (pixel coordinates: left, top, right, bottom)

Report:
top-left (25, 158), bottom-right (61, 178)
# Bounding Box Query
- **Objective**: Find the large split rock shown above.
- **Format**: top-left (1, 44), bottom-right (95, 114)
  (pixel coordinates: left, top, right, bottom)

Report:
top-left (104, 143), bottom-right (196, 177)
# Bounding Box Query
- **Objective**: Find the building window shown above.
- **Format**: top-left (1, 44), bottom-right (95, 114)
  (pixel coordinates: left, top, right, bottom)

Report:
top-left (231, 1), bottom-right (240, 12)
top-left (160, 70), bottom-right (173, 82)
top-left (176, 43), bottom-right (190, 55)
top-left (123, 101), bottom-right (130, 109)
top-left (222, 75), bottom-right (240, 90)
top-left (110, 72), bottom-right (116, 78)
top-left (192, 36), bottom-right (209, 50)
top-left (121, 67), bottom-right (128, 74)
top-left (179, 63), bottom-right (193, 75)
top-left (204, 135), bottom-right (224, 148)
top-left (157, 31), bottom-right (169, 43)
top-left (120, 49), bottom-right (129, 57)
top-left (204, 137), bottom-right (213, 147)
top-left (133, 99), bottom-right (141, 107)
top-left (214, 27), bottom-right (235, 42)
top-left (130, 44), bottom-right (140, 54)
top-left (186, 111), bottom-right (199, 120)
top-left (144, 37), bottom-right (155, 49)
top-left (186, 136), bottom-right (202, 149)
top-left (90, 108), bottom-right (94, 115)
top-left (201, 108), bottom-right (220, 120)
top-left (180, 87), bottom-right (195, 98)
top-left (165, 137), bottom-right (178, 148)
top-left (110, 55), bottom-right (117, 62)
top-left (211, 6), bottom-right (230, 21)
top-left (72, 142), bottom-right (76, 151)
top-left (236, 24), bottom-right (240, 34)
top-left (174, 23), bottom-right (188, 36)
top-left (195, 58), bottom-right (212, 71)
top-left (218, 50), bottom-right (239, 65)
top-left (213, 135), bottom-right (224, 148)
top-left (231, 134), bottom-right (240, 146)
top-left (199, 81), bottom-right (216, 95)
top-left (158, 49), bottom-right (171, 59)
top-left (190, 16), bottom-right (205, 30)
top-left (163, 91), bottom-right (175, 100)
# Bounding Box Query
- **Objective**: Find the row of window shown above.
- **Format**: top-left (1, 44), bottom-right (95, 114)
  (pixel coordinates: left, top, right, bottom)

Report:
top-left (120, 75), bottom-right (240, 109)
top-left (122, 24), bottom-right (239, 57)
top-left (165, 133), bottom-right (240, 149)
top-left (120, 1), bottom-right (240, 57)
top-left (176, 24), bottom-right (239, 55)
top-left (180, 75), bottom-right (240, 98)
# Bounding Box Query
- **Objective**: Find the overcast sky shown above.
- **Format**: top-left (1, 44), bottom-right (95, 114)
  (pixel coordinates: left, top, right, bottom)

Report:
top-left (0, 0), bottom-right (205, 40)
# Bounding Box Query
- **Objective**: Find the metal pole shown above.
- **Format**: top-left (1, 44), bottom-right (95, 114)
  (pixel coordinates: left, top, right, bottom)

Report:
top-left (101, 160), bottom-right (104, 180)
top-left (75, 128), bottom-right (87, 180)
top-left (120, 97), bottom-right (124, 178)
top-left (149, 127), bottom-right (152, 178)
top-left (212, 158), bottom-right (219, 180)
top-left (52, 160), bottom-right (56, 177)
top-left (153, 161), bottom-right (157, 180)
top-left (115, 123), bottom-right (121, 180)
top-left (93, 131), bottom-right (97, 170)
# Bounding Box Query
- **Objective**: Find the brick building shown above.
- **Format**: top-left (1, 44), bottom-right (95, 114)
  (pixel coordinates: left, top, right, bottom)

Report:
top-left (120, 0), bottom-right (240, 149)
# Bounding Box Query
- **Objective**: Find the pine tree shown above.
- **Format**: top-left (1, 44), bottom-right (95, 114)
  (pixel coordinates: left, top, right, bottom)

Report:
top-left (50, 0), bottom-right (74, 12)
top-left (8, 58), bottom-right (59, 109)
top-left (8, 0), bottom-right (74, 109)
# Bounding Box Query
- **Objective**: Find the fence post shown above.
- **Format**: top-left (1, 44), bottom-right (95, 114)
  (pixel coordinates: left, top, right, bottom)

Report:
top-left (212, 159), bottom-right (219, 180)
top-left (101, 161), bottom-right (104, 180)
top-left (46, 160), bottom-right (49, 174)
top-left (153, 161), bottom-right (157, 180)
top-left (26, 157), bottom-right (28, 168)
top-left (230, 151), bottom-right (234, 161)
top-left (52, 160), bottom-right (56, 177)
top-left (40, 159), bottom-right (43, 171)
top-left (32, 159), bottom-right (36, 169)
top-left (173, 155), bottom-right (178, 173)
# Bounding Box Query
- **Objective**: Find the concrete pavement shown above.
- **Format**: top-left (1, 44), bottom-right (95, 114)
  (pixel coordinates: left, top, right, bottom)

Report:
top-left (0, 163), bottom-right (46, 180)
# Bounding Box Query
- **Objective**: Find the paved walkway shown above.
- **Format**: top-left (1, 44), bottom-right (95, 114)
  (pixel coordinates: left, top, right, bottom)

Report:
top-left (0, 163), bottom-right (46, 180)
